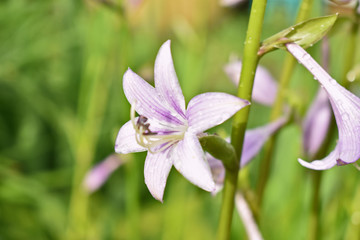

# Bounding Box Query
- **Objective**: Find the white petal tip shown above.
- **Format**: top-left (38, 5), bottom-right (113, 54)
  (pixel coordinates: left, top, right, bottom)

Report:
top-left (147, 187), bottom-right (165, 203)
top-left (298, 158), bottom-right (335, 170)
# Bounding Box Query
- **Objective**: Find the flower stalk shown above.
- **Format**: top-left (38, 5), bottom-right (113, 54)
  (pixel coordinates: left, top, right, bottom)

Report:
top-left (256, 0), bottom-right (315, 207)
top-left (217, 0), bottom-right (268, 239)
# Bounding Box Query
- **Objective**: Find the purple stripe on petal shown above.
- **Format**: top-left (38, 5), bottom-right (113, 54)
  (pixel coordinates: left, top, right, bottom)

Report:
top-left (172, 132), bottom-right (215, 192)
top-left (154, 40), bottom-right (186, 118)
top-left (224, 60), bottom-right (278, 106)
top-left (287, 43), bottom-right (360, 169)
top-left (186, 92), bottom-right (250, 134)
top-left (144, 148), bottom-right (173, 202)
top-left (123, 69), bottom-right (185, 126)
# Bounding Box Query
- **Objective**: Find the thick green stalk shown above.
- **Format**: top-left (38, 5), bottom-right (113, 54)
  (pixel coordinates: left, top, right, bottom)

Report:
top-left (216, 0), bottom-right (267, 239)
top-left (256, 0), bottom-right (314, 207)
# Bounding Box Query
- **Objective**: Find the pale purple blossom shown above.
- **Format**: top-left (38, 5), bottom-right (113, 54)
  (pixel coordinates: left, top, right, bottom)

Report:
top-left (287, 43), bottom-right (360, 170)
top-left (302, 88), bottom-right (332, 158)
top-left (224, 60), bottom-right (278, 106)
top-left (84, 154), bottom-right (123, 193)
top-left (115, 40), bottom-right (249, 201)
top-left (209, 117), bottom-right (287, 193)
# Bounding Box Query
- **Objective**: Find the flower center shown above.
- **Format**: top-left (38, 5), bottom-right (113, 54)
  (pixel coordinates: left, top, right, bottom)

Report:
top-left (130, 101), bottom-right (187, 153)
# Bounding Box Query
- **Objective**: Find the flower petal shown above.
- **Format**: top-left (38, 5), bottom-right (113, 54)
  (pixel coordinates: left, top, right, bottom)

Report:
top-left (187, 92), bottom-right (250, 133)
top-left (224, 60), bottom-right (278, 106)
top-left (298, 149), bottom-right (338, 170)
top-left (144, 149), bottom-right (173, 202)
top-left (115, 119), bottom-right (146, 154)
top-left (172, 132), bottom-right (215, 192)
top-left (302, 88), bottom-right (332, 158)
top-left (241, 117), bottom-right (287, 166)
top-left (123, 68), bottom-right (185, 126)
top-left (84, 155), bottom-right (123, 193)
top-left (287, 42), bottom-right (360, 168)
top-left (154, 40), bottom-right (186, 117)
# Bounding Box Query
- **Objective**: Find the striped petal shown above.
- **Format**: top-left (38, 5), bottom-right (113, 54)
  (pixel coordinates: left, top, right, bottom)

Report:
top-left (144, 148), bottom-right (173, 202)
top-left (172, 132), bottom-right (215, 192)
top-left (123, 69), bottom-right (185, 126)
top-left (154, 40), bottom-right (186, 117)
top-left (187, 92), bottom-right (250, 133)
top-left (287, 43), bottom-right (360, 169)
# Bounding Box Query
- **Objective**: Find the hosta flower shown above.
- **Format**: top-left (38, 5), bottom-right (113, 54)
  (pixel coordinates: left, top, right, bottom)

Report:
top-left (224, 60), bottom-right (278, 106)
top-left (287, 43), bottom-right (360, 170)
top-left (209, 117), bottom-right (287, 193)
top-left (302, 88), bottom-right (332, 158)
top-left (115, 40), bottom-right (249, 201)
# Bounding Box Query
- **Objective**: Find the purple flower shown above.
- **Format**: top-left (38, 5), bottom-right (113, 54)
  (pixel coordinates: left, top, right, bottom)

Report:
top-left (287, 43), bottom-right (360, 170)
top-left (84, 154), bottom-right (123, 193)
top-left (115, 40), bottom-right (249, 201)
top-left (302, 88), bottom-right (332, 158)
top-left (209, 117), bottom-right (287, 193)
top-left (224, 60), bottom-right (278, 106)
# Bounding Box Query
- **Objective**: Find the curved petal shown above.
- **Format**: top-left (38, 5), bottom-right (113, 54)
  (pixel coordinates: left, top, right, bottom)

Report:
top-left (224, 60), bottom-right (277, 106)
top-left (287, 43), bottom-right (360, 168)
top-left (123, 69), bottom-right (185, 126)
top-left (186, 92), bottom-right (250, 133)
top-left (241, 117), bottom-right (287, 166)
top-left (298, 148), bottom-right (338, 170)
top-left (115, 119), bottom-right (146, 154)
top-left (154, 40), bottom-right (186, 117)
top-left (302, 89), bottom-right (332, 158)
top-left (144, 149), bottom-right (173, 202)
top-left (172, 132), bottom-right (215, 192)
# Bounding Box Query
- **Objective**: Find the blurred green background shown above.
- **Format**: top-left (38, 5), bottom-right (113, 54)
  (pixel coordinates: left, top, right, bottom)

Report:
top-left (1, 0), bottom-right (360, 239)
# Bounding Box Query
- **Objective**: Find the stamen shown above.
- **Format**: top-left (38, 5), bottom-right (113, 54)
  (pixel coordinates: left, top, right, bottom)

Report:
top-left (130, 100), bottom-right (186, 153)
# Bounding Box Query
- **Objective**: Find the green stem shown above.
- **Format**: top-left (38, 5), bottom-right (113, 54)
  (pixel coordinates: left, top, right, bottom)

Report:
top-left (216, 0), bottom-right (267, 239)
top-left (216, 170), bottom-right (239, 240)
top-left (256, 0), bottom-right (314, 207)
top-left (308, 171), bottom-right (322, 240)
